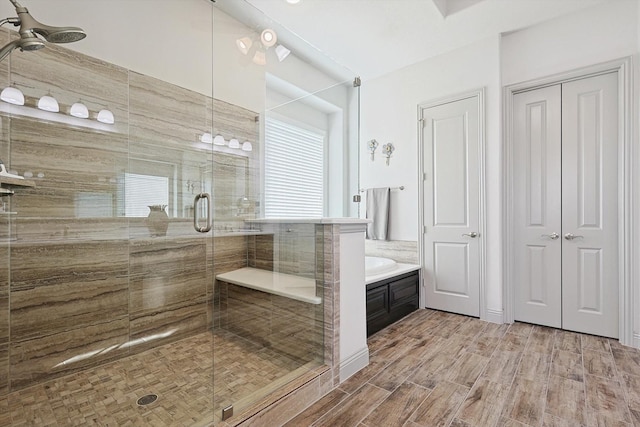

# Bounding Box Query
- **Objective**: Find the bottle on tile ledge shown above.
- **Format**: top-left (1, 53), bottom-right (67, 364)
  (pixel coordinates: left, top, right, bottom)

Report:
top-left (147, 204), bottom-right (169, 237)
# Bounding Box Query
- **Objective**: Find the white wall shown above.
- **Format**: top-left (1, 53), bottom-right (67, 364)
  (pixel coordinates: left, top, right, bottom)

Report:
top-left (360, 35), bottom-right (502, 315)
top-left (361, 0), bottom-right (640, 326)
top-left (503, 0), bottom-right (640, 339)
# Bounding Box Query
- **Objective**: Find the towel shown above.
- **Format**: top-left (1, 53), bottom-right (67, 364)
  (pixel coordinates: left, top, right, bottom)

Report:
top-left (366, 187), bottom-right (390, 240)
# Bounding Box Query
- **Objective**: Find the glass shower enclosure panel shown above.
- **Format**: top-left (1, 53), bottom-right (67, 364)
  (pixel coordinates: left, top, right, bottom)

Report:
top-left (0, 1), bottom-right (218, 425)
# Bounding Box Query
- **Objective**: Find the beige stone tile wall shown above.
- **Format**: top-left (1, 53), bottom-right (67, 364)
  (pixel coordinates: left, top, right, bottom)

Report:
top-left (0, 32), bottom-right (263, 393)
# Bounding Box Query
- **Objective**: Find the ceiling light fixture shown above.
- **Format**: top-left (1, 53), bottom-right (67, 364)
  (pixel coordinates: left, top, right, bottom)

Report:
top-left (275, 44), bottom-right (291, 62)
top-left (261, 29), bottom-right (277, 47)
top-left (252, 50), bottom-right (266, 66)
top-left (236, 36), bottom-right (252, 55)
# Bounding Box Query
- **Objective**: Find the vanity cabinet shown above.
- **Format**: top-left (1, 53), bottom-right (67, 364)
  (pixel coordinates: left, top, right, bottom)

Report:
top-left (366, 270), bottom-right (419, 336)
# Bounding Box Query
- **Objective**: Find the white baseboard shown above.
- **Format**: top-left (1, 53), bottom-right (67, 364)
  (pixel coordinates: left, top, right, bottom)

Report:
top-left (483, 309), bottom-right (504, 324)
top-left (339, 347), bottom-right (369, 383)
top-left (633, 333), bottom-right (640, 349)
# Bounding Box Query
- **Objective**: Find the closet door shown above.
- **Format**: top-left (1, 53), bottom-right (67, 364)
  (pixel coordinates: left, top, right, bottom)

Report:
top-left (561, 72), bottom-right (619, 338)
top-left (513, 85), bottom-right (563, 328)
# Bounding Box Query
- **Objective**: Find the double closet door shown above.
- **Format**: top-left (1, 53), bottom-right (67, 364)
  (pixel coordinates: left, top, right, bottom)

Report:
top-left (513, 72), bottom-right (619, 338)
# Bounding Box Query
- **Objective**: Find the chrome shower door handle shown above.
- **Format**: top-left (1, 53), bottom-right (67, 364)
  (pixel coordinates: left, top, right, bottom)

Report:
top-left (564, 233), bottom-right (583, 241)
top-left (462, 232), bottom-right (478, 238)
top-left (541, 232), bottom-right (560, 240)
top-left (193, 192), bottom-right (212, 233)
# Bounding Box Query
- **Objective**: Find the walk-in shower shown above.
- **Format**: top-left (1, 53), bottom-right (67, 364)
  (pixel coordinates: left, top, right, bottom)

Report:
top-left (0, 1), bottom-right (359, 425)
top-left (0, 0), bottom-right (85, 61)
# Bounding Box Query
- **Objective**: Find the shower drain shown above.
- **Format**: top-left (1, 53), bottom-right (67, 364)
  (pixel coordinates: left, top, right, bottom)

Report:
top-left (137, 394), bottom-right (158, 406)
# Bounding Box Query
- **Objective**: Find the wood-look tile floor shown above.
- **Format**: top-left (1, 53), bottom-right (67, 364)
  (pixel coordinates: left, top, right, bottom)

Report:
top-left (287, 309), bottom-right (640, 427)
top-left (0, 330), bottom-right (303, 426)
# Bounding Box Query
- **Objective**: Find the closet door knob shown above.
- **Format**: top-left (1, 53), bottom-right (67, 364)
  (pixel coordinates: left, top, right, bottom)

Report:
top-left (462, 232), bottom-right (478, 238)
top-left (564, 233), bottom-right (583, 241)
top-left (541, 232), bottom-right (559, 240)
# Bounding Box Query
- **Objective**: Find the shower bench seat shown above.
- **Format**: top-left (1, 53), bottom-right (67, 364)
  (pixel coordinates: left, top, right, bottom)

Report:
top-left (215, 267), bottom-right (321, 305)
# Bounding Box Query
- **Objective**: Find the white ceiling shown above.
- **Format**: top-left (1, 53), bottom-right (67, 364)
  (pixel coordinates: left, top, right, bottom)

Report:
top-left (232, 0), bottom-right (612, 81)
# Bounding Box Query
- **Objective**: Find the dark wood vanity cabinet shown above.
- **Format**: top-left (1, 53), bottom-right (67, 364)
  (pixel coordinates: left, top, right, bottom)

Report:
top-left (366, 270), bottom-right (419, 337)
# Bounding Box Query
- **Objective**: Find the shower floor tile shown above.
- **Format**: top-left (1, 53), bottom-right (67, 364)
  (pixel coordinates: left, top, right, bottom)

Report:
top-left (0, 330), bottom-right (305, 426)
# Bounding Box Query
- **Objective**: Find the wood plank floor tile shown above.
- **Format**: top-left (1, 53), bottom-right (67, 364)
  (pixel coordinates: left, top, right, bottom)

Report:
top-left (583, 348), bottom-right (617, 380)
top-left (527, 327), bottom-right (556, 354)
top-left (545, 375), bottom-right (587, 425)
top-left (410, 380), bottom-right (469, 427)
top-left (369, 338), bottom-right (439, 391)
top-left (551, 349), bottom-right (584, 382)
top-left (555, 331), bottom-right (582, 354)
top-left (454, 378), bottom-right (510, 426)
top-left (516, 352), bottom-right (550, 383)
top-left (312, 383), bottom-right (389, 427)
top-left (542, 412), bottom-right (584, 427)
top-left (581, 335), bottom-right (611, 354)
top-left (620, 372), bottom-right (640, 410)
top-left (500, 376), bottom-right (547, 426)
top-left (612, 347), bottom-right (640, 376)
top-left (584, 373), bottom-right (631, 424)
top-left (508, 322), bottom-right (535, 337)
top-left (361, 382), bottom-right (431, 427)
top-left (497, 416), bottom-right (530, 426)
top-left (283, 389), bottom-right (349, 427)
top-left (447, 352), bottom-right (490, 388)
top-left (482, 350), bottom-right (523, 385)
top-left (498, 333), bottom-right (530, 352)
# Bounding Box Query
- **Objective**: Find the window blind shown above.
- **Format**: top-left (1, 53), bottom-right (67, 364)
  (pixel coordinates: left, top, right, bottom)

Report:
top-left (264, 118), bottom-right (324, 218)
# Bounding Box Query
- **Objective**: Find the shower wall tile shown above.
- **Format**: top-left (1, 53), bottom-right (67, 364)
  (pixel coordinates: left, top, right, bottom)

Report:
top-left (9, 40), bottom-right (129, 132)
top-left (129, 237), bottom-right (208, 351)
top-left (9, 118), bottom-right (128, 221)
top-left (0, 244), bottom-right (8, 347)
top-left (365, 239), bottom-right (419, 264)
top-left (10, 240), bottom-right (129, 342)
top-left (250, 234), bottom-right (274, 271)
top-left (10, 317), bottom-right (129, 390)
top-left (0, 344), bottom-right (6, 395)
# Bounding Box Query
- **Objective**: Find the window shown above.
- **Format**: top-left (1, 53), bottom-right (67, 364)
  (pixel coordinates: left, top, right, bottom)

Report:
top-left (124, 173), bottom-right (169, 217)
top-left (264, 118), bottom-right (324, 218)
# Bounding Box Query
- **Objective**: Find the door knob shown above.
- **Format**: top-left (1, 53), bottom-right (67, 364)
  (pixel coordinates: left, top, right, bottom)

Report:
top-left (541, 232), bottom-right (560, 240)
top-left (564, 233), bottom-right (583, 241)
top-left (462, 232), bottom-right (478, 238)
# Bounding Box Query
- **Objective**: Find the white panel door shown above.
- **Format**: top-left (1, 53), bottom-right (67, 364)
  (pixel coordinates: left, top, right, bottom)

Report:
top-left (561, 73), bottom-right (618, 338)
top-left (512, 72), bottom-right (619, 338)
top-left (422, 96), bottom-right (480, 317)
top-left (513, 85), bottom-right (563, 328)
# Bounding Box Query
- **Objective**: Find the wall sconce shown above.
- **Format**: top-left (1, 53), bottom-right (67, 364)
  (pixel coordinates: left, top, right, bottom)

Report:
top-left (382, 142), bottom-right (395, 166)
top-left (228, 138), bottom-right (240, 149)
top-left (69, 101), bottom-right (89, 118)
top-left (97, 109), bottom-right (115, 124)
top-left (0, 86), bottom-right (24, 105)
top-left (37, 94), bottom-right (59, 112)
top-left (199, 132), bottom-right (213, 144)
top-left (213, 134), bottom-right (226, 146)
top-left (241, 141), bottom-right (253, 152)
top-left (368, 139), bottom-right (379, 161)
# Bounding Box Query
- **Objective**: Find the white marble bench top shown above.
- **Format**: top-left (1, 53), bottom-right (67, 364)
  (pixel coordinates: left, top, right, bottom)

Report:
top-left (215, 267), bottom-right (321, 305)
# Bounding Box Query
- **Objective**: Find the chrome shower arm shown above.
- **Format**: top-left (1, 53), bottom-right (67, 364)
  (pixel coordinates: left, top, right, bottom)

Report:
top-left (9, 0), bottom-right (22, 9)
top-left (0, 17), bottom-right (20, 27)
top-left (0, 38), bottom-right (20, 62)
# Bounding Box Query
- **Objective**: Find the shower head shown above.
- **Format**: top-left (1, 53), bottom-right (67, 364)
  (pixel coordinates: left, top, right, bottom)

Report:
top-left (0, 31), bottom-right (43, 62)
top-left (10, 0), bottom-right (86, 43)
top-left (0, 0), bottom-right (85, 62)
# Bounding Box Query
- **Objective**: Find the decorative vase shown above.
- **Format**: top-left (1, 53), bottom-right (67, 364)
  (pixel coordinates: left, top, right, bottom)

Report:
top-left (147, 204), bottom-right (169, 237)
